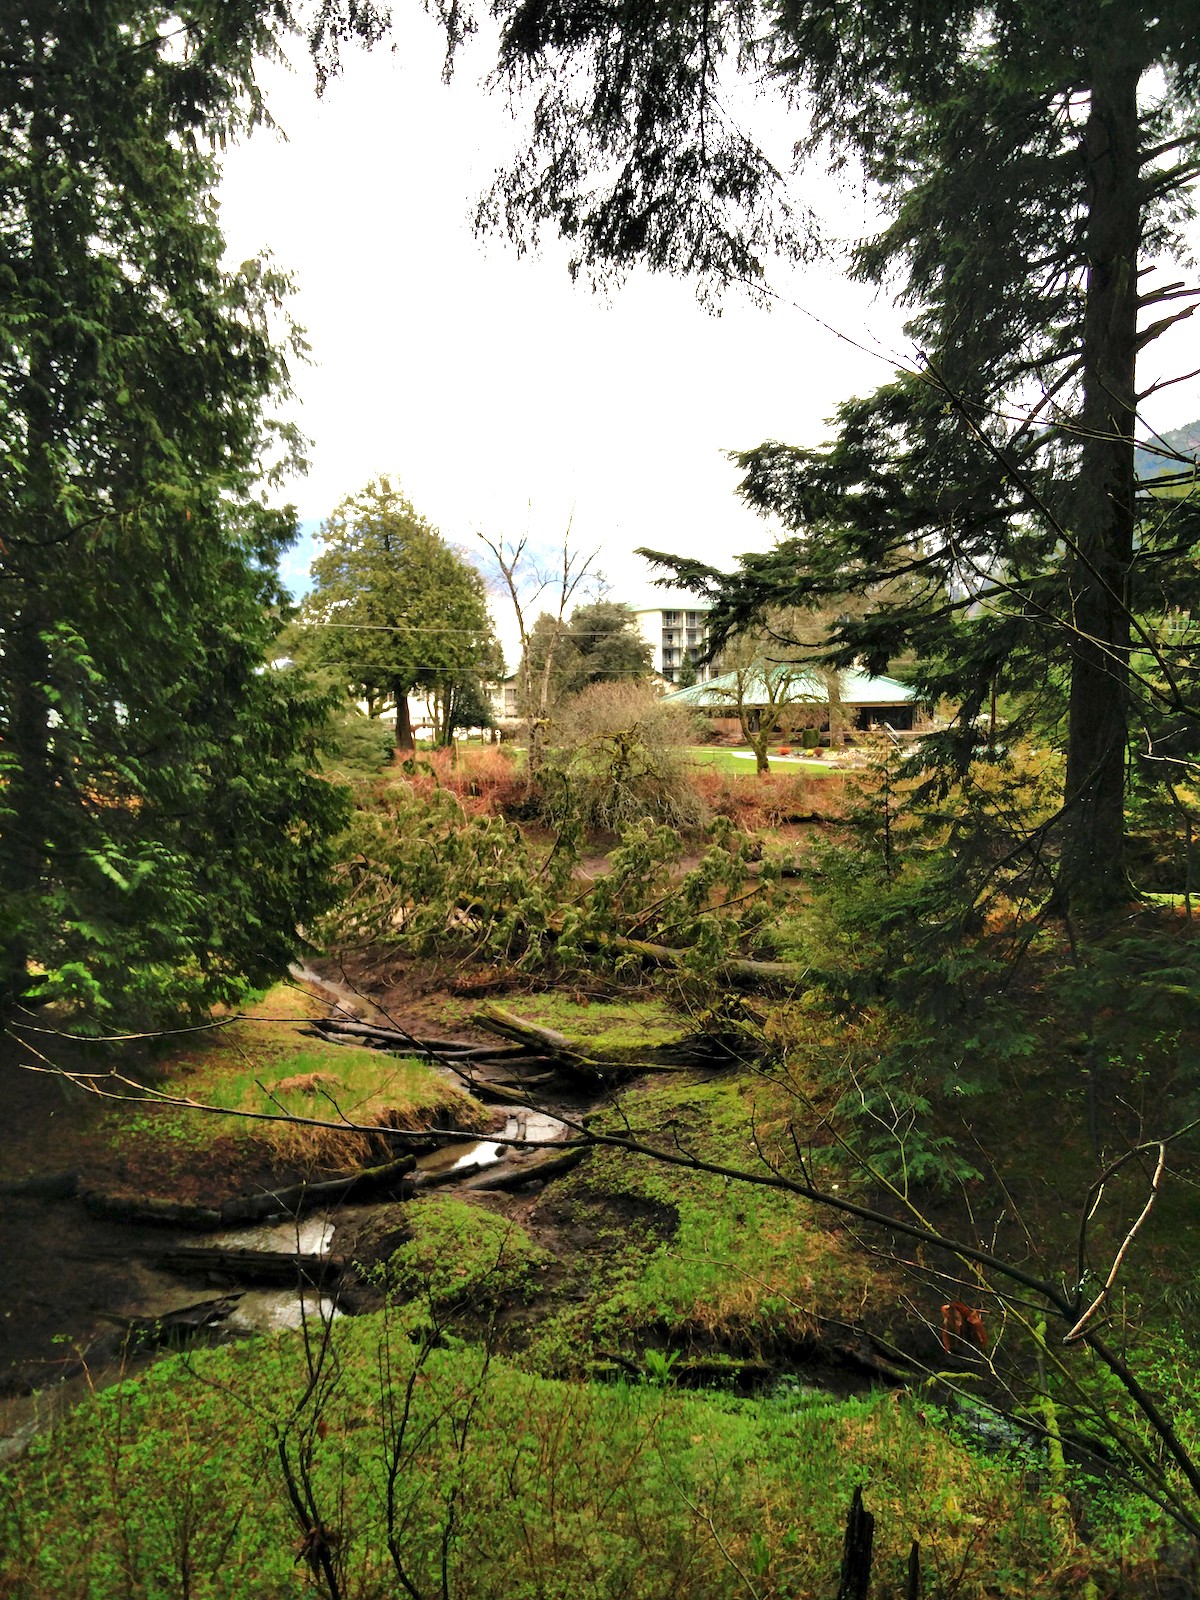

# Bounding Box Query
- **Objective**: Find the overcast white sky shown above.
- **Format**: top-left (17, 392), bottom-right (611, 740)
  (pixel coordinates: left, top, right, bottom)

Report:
top-left (216, 11), bottom-right (1200, 648)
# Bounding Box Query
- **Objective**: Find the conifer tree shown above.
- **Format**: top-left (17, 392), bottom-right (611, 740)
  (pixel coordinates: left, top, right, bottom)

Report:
top-left (0, 3), bottom-right (349, 1025)
top-left (297, 479), bottom-right (499, 753)
top-left (445, 0), bottom-right (1200, 917)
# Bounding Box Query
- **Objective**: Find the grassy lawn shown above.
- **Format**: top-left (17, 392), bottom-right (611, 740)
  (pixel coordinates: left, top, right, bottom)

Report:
top-left (412, 740), bottom-right (836, 780)
top-left (683, 745), bottom-right (835, 777)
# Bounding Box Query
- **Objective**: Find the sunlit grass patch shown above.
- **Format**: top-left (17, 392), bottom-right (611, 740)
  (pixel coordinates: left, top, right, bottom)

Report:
top-left (684, 744), bottom-right (834, 777)
top-left (103, 982), bottom-right (486, 1177)
top-left (495, 992), bottom-right (689, 1052)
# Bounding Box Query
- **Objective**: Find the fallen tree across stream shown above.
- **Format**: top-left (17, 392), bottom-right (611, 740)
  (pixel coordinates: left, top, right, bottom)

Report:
top-left (81, 1153), bottom-right (417, 1230)
top-left (307, 1001), bottom-right (757, 1085)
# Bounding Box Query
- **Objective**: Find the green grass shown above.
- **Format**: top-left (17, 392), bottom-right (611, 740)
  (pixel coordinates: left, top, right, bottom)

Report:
top-left (102, 983), bottom-right (486, 1180)
top-left (683, 745), bottom-right (835, 777)
top-left (521, 1072), bottom-right (880, 1371)
top-left (0, 1318), bottom-right (1089, 1599)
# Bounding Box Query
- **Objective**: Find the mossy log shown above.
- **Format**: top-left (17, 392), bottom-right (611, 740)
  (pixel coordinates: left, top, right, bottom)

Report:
top-left (601, 935), bottom-right (807, 994)
top-left (81, 1192), bottom-right (224, 1229)
top-left (218, 1154), bottom-right (416, 1222)
top-left (469, 1003), bottom-right (709, 1078)
top-left (311, 1006), bottom-right (758, 1081)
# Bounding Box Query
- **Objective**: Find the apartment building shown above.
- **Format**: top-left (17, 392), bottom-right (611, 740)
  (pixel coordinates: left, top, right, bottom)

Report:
top-left (631, 599), bottom-right (719, 685)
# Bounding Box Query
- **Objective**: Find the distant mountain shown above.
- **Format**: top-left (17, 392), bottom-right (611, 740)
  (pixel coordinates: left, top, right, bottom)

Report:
top-left (1134, 419), bottom-right (1200, 482)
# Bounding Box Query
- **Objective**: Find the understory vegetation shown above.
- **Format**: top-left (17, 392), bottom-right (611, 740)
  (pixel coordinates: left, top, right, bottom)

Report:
top-left (0, 1324), bottom-right (1078, 1600)
top-left (5, 727), bottom-right (1200, 1598)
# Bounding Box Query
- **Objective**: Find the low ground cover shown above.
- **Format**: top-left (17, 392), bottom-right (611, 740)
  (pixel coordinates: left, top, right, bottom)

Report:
top-left (520, 1072), bottom-right (885, 1375)
top-left (0, 1317), bottom-right (1087, 1600)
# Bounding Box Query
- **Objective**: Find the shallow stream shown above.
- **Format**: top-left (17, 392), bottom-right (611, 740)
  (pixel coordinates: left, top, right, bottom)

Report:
top-left (0, 1058), bottom-right (577, 1460)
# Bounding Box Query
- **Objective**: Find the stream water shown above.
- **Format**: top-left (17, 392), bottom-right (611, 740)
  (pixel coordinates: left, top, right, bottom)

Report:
top-left (0, 1061), bottom-right (576, 1462)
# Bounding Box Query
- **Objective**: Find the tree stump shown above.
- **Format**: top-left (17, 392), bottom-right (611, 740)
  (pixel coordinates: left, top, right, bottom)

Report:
top-left (837, 1486), bottom-right (875, 1600)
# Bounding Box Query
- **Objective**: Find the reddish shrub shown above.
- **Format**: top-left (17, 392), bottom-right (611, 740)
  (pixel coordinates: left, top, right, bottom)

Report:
top-left (425, 745), bottom-right (528, 817)
top-left (688, 765), bottom-right (847, 829)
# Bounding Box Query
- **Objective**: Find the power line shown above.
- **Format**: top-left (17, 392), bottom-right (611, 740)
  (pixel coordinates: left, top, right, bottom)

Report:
top-left (288, 621), bottom-right (692, 639)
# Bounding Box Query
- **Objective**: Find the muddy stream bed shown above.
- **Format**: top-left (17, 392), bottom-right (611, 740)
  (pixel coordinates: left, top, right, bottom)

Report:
top-left (0, 974), bottom-right (582, 1461)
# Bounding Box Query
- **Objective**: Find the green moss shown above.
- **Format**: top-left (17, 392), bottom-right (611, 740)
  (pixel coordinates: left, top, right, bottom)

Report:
top-left (384, 1195), bottom-right (553, 1311)
top-left (500, 992), bottom-right (685, 1045)
top-left (525, 1073), bottom-right (876, 1369)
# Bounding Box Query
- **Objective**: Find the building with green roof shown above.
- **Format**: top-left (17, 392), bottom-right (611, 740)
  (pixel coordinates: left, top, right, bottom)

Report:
top-left (664, 664), bottom-right (924, 736)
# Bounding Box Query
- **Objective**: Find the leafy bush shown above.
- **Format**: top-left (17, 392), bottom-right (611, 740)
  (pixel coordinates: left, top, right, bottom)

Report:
top-left (323, 781), bottom-right (784, 981)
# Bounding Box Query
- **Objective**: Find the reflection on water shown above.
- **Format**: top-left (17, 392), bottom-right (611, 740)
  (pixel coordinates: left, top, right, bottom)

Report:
top-left (228, 1289), bottom-right (341, 1334)
top-left (414, 1108), bottom-right (570, 1178)
top-left (205, 1216), bottom-right (335, 1255)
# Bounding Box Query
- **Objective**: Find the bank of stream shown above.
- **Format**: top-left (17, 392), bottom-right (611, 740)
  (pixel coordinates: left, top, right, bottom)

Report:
top-left (2, 964), bottom-right (908, 1471)
top-left (0, 972), bottom-right (590, 1459)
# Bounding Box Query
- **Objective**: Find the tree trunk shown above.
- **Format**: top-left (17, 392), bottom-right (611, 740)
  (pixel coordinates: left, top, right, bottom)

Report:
top-left (1057, 45), bottom-right (1141, 919)
top-left (0, 612), bottom-right (52, 1013)
top-left (394, 682), bottom-right (415, 753)
top-left (836, 1486), bottom-right (875, 1600)
top-left (1, 102), bottom-right (58, 1018)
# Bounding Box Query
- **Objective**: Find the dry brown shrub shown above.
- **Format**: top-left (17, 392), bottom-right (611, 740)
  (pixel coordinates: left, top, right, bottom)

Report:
top-left (552, 679), bottom-right (698, 749)
top-left (387, 744), bottom-right (527, 818)
top-left (274, 1071), bottom-right (343, 1095)
top-left (689, 766), bottom-right (848, 830)
top-left (548, 681), bottom-right (707, 832)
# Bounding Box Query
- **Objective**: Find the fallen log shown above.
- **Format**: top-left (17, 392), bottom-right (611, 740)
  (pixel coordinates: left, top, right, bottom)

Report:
top-left (601, 935), bottom-right (807, 994)
top-left (82, 1155), bottom-right (417, 1231)
top-left (410, 1160), bottom-right (485, 1190)
top-left (152, 1247), bottom-right (343, 1287)
top-left (306, 1018), bottom-right (531, 1063)
top-left (470, 1002), bottom-right (713, 1078)
top-left (98, 1294), bottom-right (244, 1350)
top-left (459, 1147), bottom-right (584, 1192)
top-left (0, 1171), bottom-right (79, 1200)
top-left (485, 1070), bottom-right (559, 1090)
top-left (82, 1193), bottom-right (223, 1229)
top-left (217, 1154), bottom-right (416, 1223)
